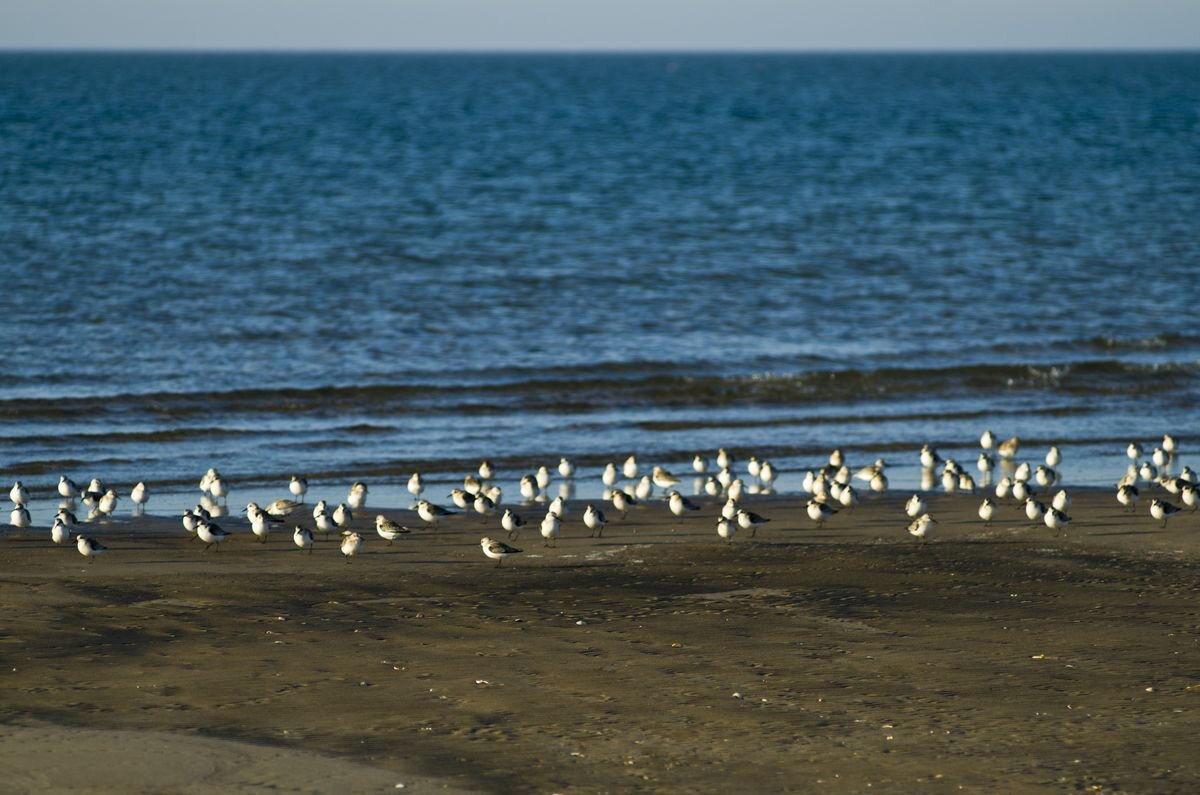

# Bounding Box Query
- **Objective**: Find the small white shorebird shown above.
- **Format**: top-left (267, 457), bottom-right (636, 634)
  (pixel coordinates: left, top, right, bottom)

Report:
top-left (727, 479), bottom-right (746, 502)
top-left (197, 520), bottom-right (229, 552)
top-left (311, 499), bottom-right (328, 521)
top-left (977, 452), bottom-right (994, 475)
top-left (199, 468), bottom-right (219, 494)
top-left (1045, 446), bottom-right (1062, 468)
top-left (1044, 507), bottom-right (1071, 533)
top-left (806, 499), bottom-right (837, 527)
top-left (721, 497), bottom-right (739, 521)
top-left (182, 509), bottom-right (201, 537)
top-left (1035, 465), bottom-right (1057, 488)
top-left (907, 513), bottom-right (935, 541)
top-left (736, 508), bottom-right (769, 538)
top-left (97, 489), bottom-right (119, 517)
top-left (919, 445), bottom-right (941, 470)
top-left (558, 457), bottom-right (576, 479)
top-left (375, 515), bottom-right (411, 545)
top-left (1116, 483), bottom-right (1139, 512)
top-left (407, 472), bottom-right (424, 500)
top-left (547, 494), bottom-right (567, 519)
top-left (716, 448), bottom-right (733, 471)
top-left (668, 490), bottom-right (700, 518)
top-left (463, 475), bottom-right (483, 496)
top-left (957, 472), bottom-right (976, 493)
top-left (293, 525), bottom-right (315, 554)
top-left (449, 488), bottom-right (472, 510)
top-left (652, 466), bottom-right (680, 491)
top-left (519, 474), bottom-right (539, 502)
top-left (838, 484), bottom-right (860, 511)
top-left (1013, 462), bottom-right (1032, 482)
top-left (1138, 461), bottom-right (1158, 482)
top-left (869, 470), bottom-right (889, 493)
top-left (501, 508), bottom-right (525, 539)
top-left (348, 481), bottom-right (368, 510)
top-left (9, 481), bottom-right (29, 506)
top-left (417, 499), bottom-right (455, 527)
top-left (1011, 479), bottom-right (1034, 502)
top-left (716, 467), bottom-right (734, 490)
top-left (854, 459), bottom-right (886, 483)
top-left (315, 507), bottom-right (336, 536)
top-left (58, 476), bottom-right (81, 499)
top-left (51, 518), bottom-right (71, 545)
top-left (601, 463), bottom-right (619, 488)
top-left (540, 511), bottom-right (561, 547)
top-left (289, 475), bottom-right (308, 503)
top-left (635, 476), bottom-right (654, 502)
top-left (623, 454), bottom-right (639, 480)
top-left (692, 455), bottom-right (708, 474)
top-left (1150, 498), bottom-right (1182, 528)
top-left (56, 507), bottom-right (79, 527)
top-left (1127, 442), bottom-right (1143, 461)
top-left (941, 469), bottom-right (958, 494)
top-left (484, 483), bottom-right (502, 504)
top-left (536, 466), bottom-right (552, 490)
top-left (1051, 490), bottom-right (1071, 512)
top-left (1180, 483), bottom-right (1198, 512)
top-left (266, 498), bottom-right (302, 518)
top-left (340, 532), bottom-right (363, 563)
top-left (10, 505), bottom-right (30, 528)
top-left (995, 476), bottom-right (1013, 499)
top-left (746, 456), bottom-right (761, 480)
top-left (905, 494), bottom-right (926, 519)
top-left (130, 482), bottom-right (148, 513)
top-left (208, 475), bottom-right (229, 505)
top-left (1163, 433), bottom-right (1178, 455)
top-left (610, 489), bottom-right (636, 519)
top-left (76, 534), bottom-right (107, 563)
top-left (1152, 447), bottom-right (1168, 468)
top-left (249, 504), bottom-right (270, 543)
top-left (583, 504), bottom-right (607, 538)
top-left (481, 536), bottom-right (521, 567)
top-left (980, 429), bottom-right (996, 450)
top-left (997, 436), bottom-right (1020, 459)
top-left (759, 461), bottom-right (778, 487)
top-left (828, 448), bottom-right (845, 468)
top-left (716, 517), bottom-right (737, 544)
top-left (479, 460), bottom-right (496, 481)
top-left (978, 497), bottom-right (996, 526)
top-left (473, 493), bottom-right (497, 522)
top-left (332, 503), bottom-right (353, 530)
top-left (703, 476), bottom-right (722, 497)
top-left (1024, 498), bottom-right (1046, 524)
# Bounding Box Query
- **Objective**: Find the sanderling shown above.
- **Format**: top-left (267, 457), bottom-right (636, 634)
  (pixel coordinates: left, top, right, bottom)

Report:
top-left (289, 475), bottom-right (308, 503)
top-left (473, 493), bottom-right (497, 522)
top-left (829, 449), bottom-right (845, 468)
top-left (485, 483), bottom-right (503, 504)
top-left (716, 467), bottom-right (734, 490)
top-left (1024, 498), bottom-right (1046, 524)
top-left (209, 475), bottom-right (229, 504)
top-left (199, 468), bottom-right (219, 494)
top-left (704, 477), bottom-right (722, 497)
top-left (558, 457), bottom-right (576, 479)
top-left (1127, 442), bottom-right (1143, 461)
top-left (479, 460), bottom-right (496, 481)
top-left (1138, 461), bottom-right (1158, 482)
top-left (463, 475), bottom-right (483, 496)
top-left (130, 482), bottom-right (148, 513)
top-left (838, 484), bottom-right (860, 511)
top-left (635, 476), bottom-right (654, 502)
top-left (977, 453), bottom-right (994, 475)
top-left (802, 470), bottom-right (816, 494)
top-left (1180, 466), bottom-right (1196, 483)
top-left (97, 489), bottom-right (119, 517)
top-left (610, 489), bottom-right (636, 519)
top-left (1044, 507), bottom-right (1071, 533)
top-left (905, 494), bottom-right (926, 518)
top-left (76, 534), bottom-right (107, 563)
top-left (311, 499), bottom-right (328, 520)
top-left (9, 481), bottom-right (29, 506)
top-left (978, 498), bottom-right (996, 526)
top-left (1116, 483), bottom-right (1139, 512)
top-left (481, 536), bottom-right (522, 567)
top-left (941, 469), bottom-right (959, 493)
top-left (870, 470), bottom-right (889, 493)
top-left (332, 503), bottom-right (352, 530)
top-left (854, 459), bottom-right (886, 483)
top-left (736, 508), bottom-right (769, 537)
top-left (1014, 462), bottom-right (1032, 482)
top-left (693, 455), bottom-right (708, 474)
top-left (623, 455), bottom-right (639, 480)
top-left (919, 445), bottom-right (942, 470)
top-left (1150, 498), bottom-right (1182, 528)
top-left (1051, 490), bottom-right (1071, 512)
top-left (920, 468), bottom-right (936, 492)
top-left (540, 511), bottom-right (561, 547)
top-left (376, 515), bottom-right (411, 545)
top-left (315, 508), bottom-right (335, 536)
top-left (197, 520), bottom-right (229, 552)
top-left (997, 437), bottom-right (1020, 459)
top-left (449, 488), bottom-right (472, 510)
top-left (1045, 446), bottom-right (1062, 468)
top-left (1012, 479), bottom-right (1034, 502)
top-left (519, 475), bottom-right (539, 501)
top-left (958, 472), bottom-right (976, 493)
top-left (182, 509), bottom-right (201, 537)
top-left (548, 494), bottom-right (567, 518)
top-left (1163, 434), bottom-right (1178, 455)
top-left (980, 429), bottom-right (996, 450)
top-left (348, 481), bottom-right (368, 510)
top-left (340, 532), bottom-right (363, 562)
top-left (501, 508), bottom-right (525, 539)
top-left (1180, 483), bottom-right (1198, 512)
top-left (721, 497), bottom-right (739, 521)
top-left (249, 505), bottom-right (270, 542)
top-left (907, 513), bottom-right (935, 541)
top-left (408, 472), bottom-right (425, 500)
top-left (56, 507), bottom-right (78, 527)
top-left (10, 505), bottom-right (30, 528)
top-left (716, 448), bottom-right (733, 471)
top-left (652, 466), bottom-right (681, 491)
top-left (746, 457), bottom-right (762, 480)
top-left (51, 518), bottom-right (71, 545)
top-left (1152, 447), bottom-right (1168, 469)
top-left (583, 504), bottom-right (607, 538)
top-left (760, 461), bottom-right (778, 486)
top-left (58, 476), bottom-right (81, 499)
top-left (535, 466), bottom-right (552, 490)
top-left (1035, 465), bottom-right (1057, 488)
top-left (833, 466), bottom-right (852, 487)
top-left (668, 490), bottom-right (700, 517)
top-left (417, 500), bottom-right (455, 527)
top-left (728, 479), bottom-right (746, 502)
top-left (602, 463), bottom-right (619, 488)
top-left (266, 498), bottom-right (302, 518)
top-left (293, 525), bottom-right (314, 554)
top-left (806, 499), bottom-right (837, 527)
top-left (716, 517), bottom-right (737, 543)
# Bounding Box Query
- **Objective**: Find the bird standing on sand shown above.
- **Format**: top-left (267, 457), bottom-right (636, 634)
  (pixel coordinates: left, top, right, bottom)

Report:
top-left (540, 512), bottom-right (561, 547)
top-left (97, 489), bottom-right (119, 517)
top-left (905, 494), bottom-right (926, 519)
top-left (196, 520), bottom-right (229, 552)
top-left (375, 515), bottom-right (410, 545)
top-left (716, 517), bottom-right (737, 543)
top-left (583, 504), bottom-right (607, 538)
top-left (51, 518), bottom-right (71, 545)
top-left (248, 504), bottom-right (270, 542)
top-left (558, 457), bottom-right (576, 479)
top-left (348, 481), bottom-right (368, 510)
top-left (978, 498), bottom-right (996, 526)
top-left (635, 476), bottom-right (654, 501)
top-left (473, 493), bottom-right (497, 522)
top-left (479, 461), bottom-right (496, 481)
top-left (1024, 498), bottom-right (1046, 524)
top-left (10, 505), bottom-right (31, 528)
top-left (807, 499), bottom-right (837, 527)
top-left (76, 534), bottom-right (107, 563)
top-left (501, 508), bottom-right (525, 539)
top-left (289, 475), bottom-right (308, 503)
top-left (293, 525), bottom-right (315, 554)
top-left (58, 476), bottom-right (80, 499)
top-left (736, 508), bottom-right (769, 537)
top-left (997, 437), bottom-right (1020, 459)
top-left (693, 455), bottom-right (708, 474)
top-left (481, 536), bottom-right (521, 567)
top-left (1150, 499), bottom-right (1182, 528)
top-left (610, 489), bottom-right (635, 519)
top-left (340, 532), bottom-right (363, 562)
top-left (266, 498), bottom-right (301, 518)
top-left (332, 503), bottom-right (352, 530)
top-left (907, 513), bottom-right (936, 541)
top-left (668, 490), bottom-right (699, 518)
top-left (623, 455), bottom-right (639, 480)
top-left (1044, 507), bottom-right (1071, 533)
top-left (417, 500), bottom-right (455, 527)
top-left (1116, 483), bottom-right (1139, 512)
top-left (315, 507), bottom-right (336, 535)
top-left (980, 429), bottom-right (996, 450)
top-left (408, 472), bottom-right (424, 500)
top-left (131, 482), bottom-right (148, 513)
top-left (9, 481), bottom-right (29, 506)
top-left (652, 466), bottom-right (681, 491)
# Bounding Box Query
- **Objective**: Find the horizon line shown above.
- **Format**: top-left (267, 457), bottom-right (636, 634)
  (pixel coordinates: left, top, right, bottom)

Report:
top-left (1, 45), bottom-right (1198, 56)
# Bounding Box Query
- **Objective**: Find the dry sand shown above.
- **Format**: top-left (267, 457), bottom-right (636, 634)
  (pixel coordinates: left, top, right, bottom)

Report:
top-left (1, 490), bottom-right (1197, 793)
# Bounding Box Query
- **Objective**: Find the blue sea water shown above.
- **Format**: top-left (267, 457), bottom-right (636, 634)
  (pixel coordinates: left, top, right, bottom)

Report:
top-left (1, 52), bottom-right (1198, 520)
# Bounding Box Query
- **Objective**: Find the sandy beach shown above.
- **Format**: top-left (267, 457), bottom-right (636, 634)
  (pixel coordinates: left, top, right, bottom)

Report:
top-left (1, 490), bottom-right (1197, 793)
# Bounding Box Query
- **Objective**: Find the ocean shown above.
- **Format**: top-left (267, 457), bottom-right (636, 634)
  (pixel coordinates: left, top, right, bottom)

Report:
top-left (1, 52), bottom-right (1198, 521)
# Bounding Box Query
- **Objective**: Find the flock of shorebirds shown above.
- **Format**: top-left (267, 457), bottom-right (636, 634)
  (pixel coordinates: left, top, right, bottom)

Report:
top-left (5, 431), bottom-right (1193, 567)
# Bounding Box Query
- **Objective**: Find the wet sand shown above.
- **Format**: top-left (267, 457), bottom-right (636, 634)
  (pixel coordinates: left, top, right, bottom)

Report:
top-left (1, 490), bottom-right (1197, 793)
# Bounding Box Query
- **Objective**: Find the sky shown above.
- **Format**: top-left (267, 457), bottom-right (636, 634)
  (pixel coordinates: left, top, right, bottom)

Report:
top-left (2, 0), bottom-right (1199, 51)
